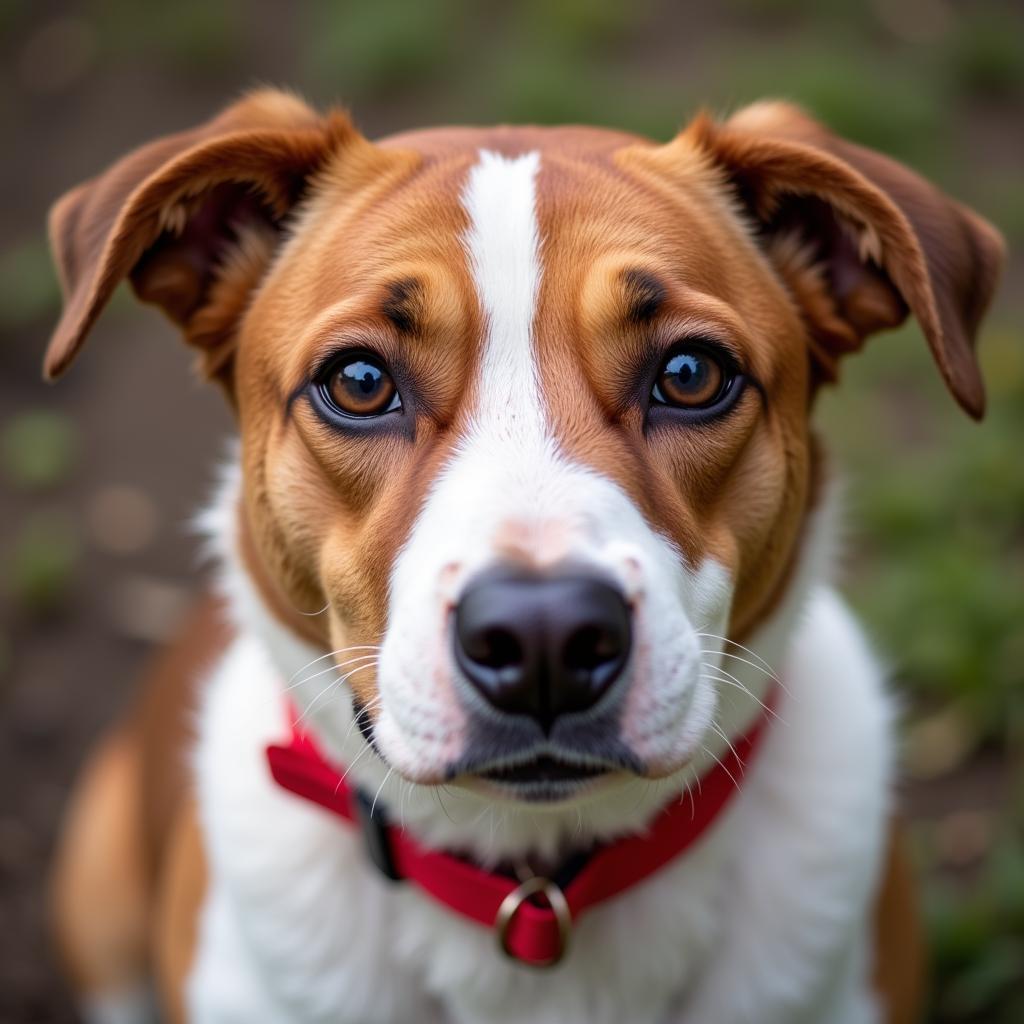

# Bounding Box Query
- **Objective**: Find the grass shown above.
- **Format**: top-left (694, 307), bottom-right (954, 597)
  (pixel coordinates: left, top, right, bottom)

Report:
top-left (0, 410), bottom-right (75, 491)
top-left (927, 837), bottom-right (1024, 1021)
top-left (0, 236), bottom-right (61, 333)
top-left (820, 325), bottom-right (1024, 738)
top-left (6, 512), bottom-right (79, 616)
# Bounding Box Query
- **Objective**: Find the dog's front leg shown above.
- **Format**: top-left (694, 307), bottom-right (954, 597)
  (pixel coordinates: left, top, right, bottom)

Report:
top-left (664, 932), bottom-right (879, 1024)
top-left (187, 881), bottom-right (440, 1024)
top-left (187, 884), bottom-right (288, 1024)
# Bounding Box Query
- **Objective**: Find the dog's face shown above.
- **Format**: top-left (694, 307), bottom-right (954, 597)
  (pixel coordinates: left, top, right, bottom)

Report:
top-left (45, 91), bottom-right (1002, 802)
top-left (237, 134), bottom-right (821, 793)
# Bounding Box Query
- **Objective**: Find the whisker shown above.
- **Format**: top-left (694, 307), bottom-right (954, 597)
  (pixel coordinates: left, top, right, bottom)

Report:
top-left (696, 632), bottom-right (780, 679)
top-left (709, 720), bottom-right (742, 768)
top-left (470, 802), bottom-right (492, 828)
top-left (339, 694), bottom-right (384, 746)
top-left (335, 743), bottom-right (374, 794)
top-left (399, 779), bottom-right (411, 830)
top-left (700, 663), bottom-right (757, 696)
top-left (311, 683), bottom-right (378, 721)
top-left (434, 787), bottom-right (455, 824)
top-left (283, 653), bottom-right (380, 694)
top-left (281, 655), bottom-right (379, 699)
top-left (292, 673), bottom-right (345, 724)
top-left (370, 767), bottom-right (395, 820)
top-left (296, 600), bottom-right (331, 618)
top-left (678, 772), bottom-right (697, 822)
top-left (290, 645), bottom-right (378, 675)
top-left (700, 743), bottom-right (741, 793)
top-left (295, 661), bottom-right (378, 726)
top-left (700, 648), bottom-right (784, 687)
top-left (700, 668), bottom-right (787, 725)
top-left (699, 670), bottom-right (781, 721)
top-left (713, 684), bottom-right (742, 719)
top-left (282, 646), bottom-right (381, 690)
top-left (486, 805), bottom-right (497, 858)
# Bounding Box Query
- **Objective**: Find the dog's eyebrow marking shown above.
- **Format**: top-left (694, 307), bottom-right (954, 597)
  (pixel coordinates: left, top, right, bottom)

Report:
top-left (621, 268), bottom-right (667, 325)
top-left (381, 277), bottom-right (422, 335)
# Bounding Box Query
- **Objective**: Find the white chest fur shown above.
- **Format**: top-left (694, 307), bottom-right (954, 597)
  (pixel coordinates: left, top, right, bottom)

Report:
top-left (187, 582), bottom-right (892, 1024)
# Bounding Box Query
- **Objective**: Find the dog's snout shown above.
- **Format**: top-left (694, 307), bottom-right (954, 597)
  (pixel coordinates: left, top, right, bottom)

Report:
top-left (453, 567), bottom-right (632, 730)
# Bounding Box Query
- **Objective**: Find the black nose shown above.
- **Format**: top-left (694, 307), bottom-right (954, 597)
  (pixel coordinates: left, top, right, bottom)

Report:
top-left (453, 567), bottom-right (632, 730)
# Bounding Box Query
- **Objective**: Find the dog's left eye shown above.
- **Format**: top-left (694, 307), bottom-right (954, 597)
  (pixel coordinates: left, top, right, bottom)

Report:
top-left (316, 353), bottom-right (402, 418)
top-left (651, 345), bottom-right (735, 412)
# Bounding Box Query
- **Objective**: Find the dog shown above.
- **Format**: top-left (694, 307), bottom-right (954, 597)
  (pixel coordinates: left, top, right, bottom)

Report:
top-left (43, 89), bottom-right (1003, 1024)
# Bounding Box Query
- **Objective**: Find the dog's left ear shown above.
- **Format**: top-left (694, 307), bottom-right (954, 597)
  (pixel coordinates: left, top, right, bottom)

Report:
top-left (44, 88), bottom-right (366, 383)
top-left (682, 101), bottom-right (1005, 418)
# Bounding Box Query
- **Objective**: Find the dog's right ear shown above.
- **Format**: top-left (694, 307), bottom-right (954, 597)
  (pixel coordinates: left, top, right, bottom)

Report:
top-left (676, 101), bottom-right (1005, 419)
top-left (45, 89), bottom-right (367, 383)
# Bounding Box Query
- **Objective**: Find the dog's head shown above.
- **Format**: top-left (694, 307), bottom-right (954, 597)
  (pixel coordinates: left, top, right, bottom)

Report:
top-left (45, 90), bottom-right (1002, 807)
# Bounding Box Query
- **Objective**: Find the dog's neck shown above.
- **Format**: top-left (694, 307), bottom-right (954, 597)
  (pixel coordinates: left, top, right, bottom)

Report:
top-left (200, 454), bottom-right (837, 864)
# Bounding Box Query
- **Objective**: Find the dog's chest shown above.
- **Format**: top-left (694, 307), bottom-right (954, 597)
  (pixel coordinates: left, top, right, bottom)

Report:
top-left (186, 635), bottom-right (738, 1024)
top-left (187, 587), bottom-right (892, 1024)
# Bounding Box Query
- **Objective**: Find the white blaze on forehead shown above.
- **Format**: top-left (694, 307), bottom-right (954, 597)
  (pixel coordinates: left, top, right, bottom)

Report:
top-left (461, 150), bottom-right (546, 438)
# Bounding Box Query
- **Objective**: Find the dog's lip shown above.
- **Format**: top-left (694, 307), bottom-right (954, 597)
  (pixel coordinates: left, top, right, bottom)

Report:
top-left (478, 754), bottom-right (612, 785)
top-left (453, 746), bottom-right (640, 788)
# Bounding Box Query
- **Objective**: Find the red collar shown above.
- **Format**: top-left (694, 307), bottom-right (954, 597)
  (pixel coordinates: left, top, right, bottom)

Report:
top-left (266, 685), bottom-right (778, 968)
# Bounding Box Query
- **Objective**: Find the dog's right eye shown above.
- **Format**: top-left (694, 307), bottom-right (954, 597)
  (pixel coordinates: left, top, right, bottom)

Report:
top-left (314, 352), bottom-right (402, 420)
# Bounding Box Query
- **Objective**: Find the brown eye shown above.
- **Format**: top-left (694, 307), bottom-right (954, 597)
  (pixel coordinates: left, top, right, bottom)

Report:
top-left (652, 347), bottom-right (729, 409)
top-left (321, 354), bottom-right (401, 418)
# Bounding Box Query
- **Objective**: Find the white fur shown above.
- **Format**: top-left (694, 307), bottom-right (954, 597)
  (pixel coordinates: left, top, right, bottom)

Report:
top-left (82, 985), bottom-right (157, 1024)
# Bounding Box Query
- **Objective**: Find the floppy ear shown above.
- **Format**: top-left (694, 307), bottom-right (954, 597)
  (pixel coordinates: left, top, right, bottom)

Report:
top-left (44, 89), bottom-right (359, 382)
top-left (684, 101), bottom-right (1005, 418)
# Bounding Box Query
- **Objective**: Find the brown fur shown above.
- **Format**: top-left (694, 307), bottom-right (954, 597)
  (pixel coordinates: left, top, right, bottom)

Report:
top-left (50, 594), bottom-right (228, 1009)
top-left (45, 90), bottom-right (1004, 1019)
top-left (873, 824), bottom-right (927, 1024)
top-left (50, 725), bottom-right (150, 998)
top-left (153, 798), bottom-right (207, 1024)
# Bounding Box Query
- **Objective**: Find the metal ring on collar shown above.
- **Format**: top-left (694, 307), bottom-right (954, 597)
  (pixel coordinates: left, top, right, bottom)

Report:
top-left (494, 875), bottom-right (572, 967)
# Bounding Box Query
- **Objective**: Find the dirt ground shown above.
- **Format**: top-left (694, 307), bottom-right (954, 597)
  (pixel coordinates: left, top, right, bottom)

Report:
top-left (0, 25), bottom-right (240, 1017)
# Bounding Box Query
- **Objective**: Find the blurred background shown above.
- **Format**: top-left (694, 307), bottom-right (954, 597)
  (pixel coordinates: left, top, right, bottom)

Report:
top-left (0, 1), bottom-right (1021, 1020)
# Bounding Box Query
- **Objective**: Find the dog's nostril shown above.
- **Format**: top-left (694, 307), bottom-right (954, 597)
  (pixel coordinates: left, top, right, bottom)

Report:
top-left (474, 628), bottom-right (523, 671)
top-left (564, 625), bottom-right (621, 674)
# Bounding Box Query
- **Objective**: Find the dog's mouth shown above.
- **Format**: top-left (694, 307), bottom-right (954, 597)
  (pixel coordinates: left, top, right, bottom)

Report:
top-left (480, 755), bottom-right (611, 786)
top-left (460, 753), bottom-right (631, 802)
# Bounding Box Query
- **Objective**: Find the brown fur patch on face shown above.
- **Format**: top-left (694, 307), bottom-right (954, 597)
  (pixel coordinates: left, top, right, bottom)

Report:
top-left (232, 142), bottom-right (486, 707)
